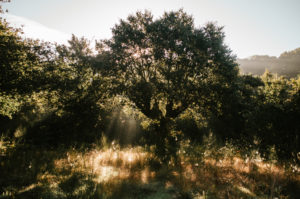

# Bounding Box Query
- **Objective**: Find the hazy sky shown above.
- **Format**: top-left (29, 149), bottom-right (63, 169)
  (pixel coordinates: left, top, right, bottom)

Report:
top-left (2, 0), bottom-right (300, 58)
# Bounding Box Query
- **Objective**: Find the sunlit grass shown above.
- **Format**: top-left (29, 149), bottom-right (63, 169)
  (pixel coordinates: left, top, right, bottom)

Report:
top-left (52, 146), bottom-right (151, 184)
top-left (1, 142), bottom-right (299, 198)
top-left (43, 146), bottom-right (299, 197)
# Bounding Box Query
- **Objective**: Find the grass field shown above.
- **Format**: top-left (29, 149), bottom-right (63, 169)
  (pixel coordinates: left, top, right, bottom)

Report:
top-left (1, 137), bottom-right (299, 199)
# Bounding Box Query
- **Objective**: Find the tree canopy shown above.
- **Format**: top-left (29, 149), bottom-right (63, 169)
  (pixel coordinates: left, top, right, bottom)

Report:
top-left (100, 10), bottom-right (238, 121)
top-left (97, 10), bottom-right (241, 160)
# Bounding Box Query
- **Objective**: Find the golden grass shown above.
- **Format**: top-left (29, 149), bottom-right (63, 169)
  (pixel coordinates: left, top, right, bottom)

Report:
top-left (1, 145), bottom-right (299, 198)
top-left (42, 146), bottom-right (299, 197)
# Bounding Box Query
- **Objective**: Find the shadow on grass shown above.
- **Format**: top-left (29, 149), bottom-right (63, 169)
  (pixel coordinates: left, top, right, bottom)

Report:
top-left (7, 173), bottom-right (191, 199)
top-left (1, 145), bottom-right (299, 199)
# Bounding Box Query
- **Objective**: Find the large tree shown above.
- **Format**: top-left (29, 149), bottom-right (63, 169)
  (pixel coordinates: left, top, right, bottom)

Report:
top-left (98, 10), bottom-right (239, 160)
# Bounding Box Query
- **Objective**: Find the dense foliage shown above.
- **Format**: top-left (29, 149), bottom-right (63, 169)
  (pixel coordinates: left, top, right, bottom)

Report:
top-left (1, 7), bottom-right (299, 166)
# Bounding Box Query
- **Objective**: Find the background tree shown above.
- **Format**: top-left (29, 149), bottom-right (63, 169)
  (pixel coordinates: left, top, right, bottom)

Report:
top-left (0, 11), bottom-right (108, 145)
top-left (253, 71), bottom-right (300, 165)
top-left (0, 13), bottom-right (54, 137)
top-left (208, 74), bottom-right (264, 147)
top-left (24, 35), bottom-right (110, 146)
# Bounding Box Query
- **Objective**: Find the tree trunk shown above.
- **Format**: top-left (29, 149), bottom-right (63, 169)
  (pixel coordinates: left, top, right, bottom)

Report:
top-left (154, 117), bottom-right (178, 164)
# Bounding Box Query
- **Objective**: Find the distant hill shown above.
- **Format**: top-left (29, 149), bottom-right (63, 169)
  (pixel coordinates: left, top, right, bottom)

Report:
top-left (237, 48), bottom-right (300, 78)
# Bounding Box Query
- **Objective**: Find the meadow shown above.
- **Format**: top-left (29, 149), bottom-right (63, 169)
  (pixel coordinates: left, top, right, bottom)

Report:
top-left (1, 136), bottom-right (299, 199)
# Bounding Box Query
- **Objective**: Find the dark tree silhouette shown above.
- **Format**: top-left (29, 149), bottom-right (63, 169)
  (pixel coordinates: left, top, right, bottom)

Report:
top-left (98, 10), bottom-right (239, 161)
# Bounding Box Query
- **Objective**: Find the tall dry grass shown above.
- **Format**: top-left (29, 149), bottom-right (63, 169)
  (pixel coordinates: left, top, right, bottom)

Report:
top-left (0, 138), bottom-right (299, 198)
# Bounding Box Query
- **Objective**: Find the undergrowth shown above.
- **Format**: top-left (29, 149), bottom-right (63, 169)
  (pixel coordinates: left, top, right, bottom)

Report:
top-left (0, 136), bottom-right (299, 199)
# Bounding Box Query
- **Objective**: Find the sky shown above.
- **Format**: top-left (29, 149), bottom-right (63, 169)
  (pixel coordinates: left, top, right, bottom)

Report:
top-left (1, 0), bottom-right (300, 58)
